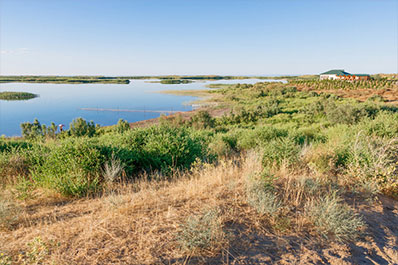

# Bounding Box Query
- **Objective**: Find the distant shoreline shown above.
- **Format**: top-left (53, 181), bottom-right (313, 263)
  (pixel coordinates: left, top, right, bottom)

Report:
top-left (0, 75), bottom-right (309, 84)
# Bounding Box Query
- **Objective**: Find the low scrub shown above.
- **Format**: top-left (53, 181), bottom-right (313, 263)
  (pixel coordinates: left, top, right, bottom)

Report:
top-left (262, 137), bottom-right (302, 168)
top-left (346, 135), bottom-right (398, 197)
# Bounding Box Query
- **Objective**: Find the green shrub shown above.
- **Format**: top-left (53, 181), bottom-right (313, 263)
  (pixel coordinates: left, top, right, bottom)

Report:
top-left (20, 119), bottom-right (58, 139)
top-left (237, 126), bottom-right (288, 150)
top-left (189, 110), bottom-right (215, 129)
top-left (20, 119), bottom-right (44, 139)
top-left (31, 138), bottom-right (104, 197)
top-left (346, 135), bottom-right (398, 197)
top-left (262, 137), bottom-right (301, 167)
top-left (358, 111), bottom-right (398, 138)
top-left (68, 117), bottom-right (97, 137)
top-left (98, 125), bottom-right (210, 175)
top-left (325, 102), bottom-right (369, 125)
top-left (142, 126), bottom-right (207, 172)
top-left (0, 139), bottom-right (31, 153)
top-left (114, 119), bottom-right (130, 134)
top-left (366, 94), bottom-right (385, 103)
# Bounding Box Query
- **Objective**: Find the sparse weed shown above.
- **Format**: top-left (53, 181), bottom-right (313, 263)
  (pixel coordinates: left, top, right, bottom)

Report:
top-left (0, 252), bottom-right (12, 265)
top-left (104, 193), bottom-right (127, 209)
top-left (103, 156), bottom-right (123, 183)
top-left (20, 237), bottom-right (58, 265)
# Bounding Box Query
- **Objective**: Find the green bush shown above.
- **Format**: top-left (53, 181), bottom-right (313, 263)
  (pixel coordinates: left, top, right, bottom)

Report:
top-left (358, 111), bottom-right (398, 138)
top-left (68, 117), bottom-right (97, 137)
top-left (346, 135), bottom-right (398, 197)
top-left (114, 119), bottom-right (130, 134)
top-left (262, 137), bottom-right (301, 167)
top-left (20, 119), bottom-right (58, 139)
top-left (31, 138), bottom-right (105, 197)
top-left (189, 110), bottom-right (215, 129)
top-left (208, 133), bottom-right (237, 157)
top-left (237, 126), bottom-right (288, 150)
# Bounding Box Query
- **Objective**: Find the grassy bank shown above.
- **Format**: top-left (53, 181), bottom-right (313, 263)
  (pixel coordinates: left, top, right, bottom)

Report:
top-left (1, 81), bottom-right (398, 263)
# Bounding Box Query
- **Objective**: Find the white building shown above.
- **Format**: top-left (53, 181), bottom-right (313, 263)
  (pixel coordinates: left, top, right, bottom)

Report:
top-left (320, 69), bottom-right (351, 80)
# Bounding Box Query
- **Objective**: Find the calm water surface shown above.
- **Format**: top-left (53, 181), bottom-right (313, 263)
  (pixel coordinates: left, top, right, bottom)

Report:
top-left (0, 79), bottom-right (281, 136)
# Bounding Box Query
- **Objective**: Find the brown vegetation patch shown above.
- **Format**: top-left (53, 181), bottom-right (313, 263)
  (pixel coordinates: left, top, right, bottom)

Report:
top-left (1, 153), bottom-right (397, 264)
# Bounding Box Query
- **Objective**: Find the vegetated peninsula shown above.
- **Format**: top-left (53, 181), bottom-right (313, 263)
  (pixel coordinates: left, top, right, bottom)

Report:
top-left (0, 76), bottom-right (130, 84)
top-left (0, 91), bottom-right (38, 100)
top-left (1, 74), bottom-right (398, 264)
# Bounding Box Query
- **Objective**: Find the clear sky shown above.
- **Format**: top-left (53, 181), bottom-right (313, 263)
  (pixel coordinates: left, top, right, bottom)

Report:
top-left (0, 0), bottom-right (397, 76)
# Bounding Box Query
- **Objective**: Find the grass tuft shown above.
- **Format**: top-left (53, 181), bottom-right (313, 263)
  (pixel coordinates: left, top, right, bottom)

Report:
top-left (178, 208), bottom-right (226, 252)
top-left (247, 179), bottom-right (282, 216)
top-left (305, 193), bottom-right (365, 241)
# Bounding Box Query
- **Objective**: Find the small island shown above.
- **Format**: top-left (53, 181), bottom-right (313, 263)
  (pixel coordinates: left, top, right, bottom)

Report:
top-left (0, 91), bottom-right (38, 100)
top-left (160, 79), bottom-right (193, 84)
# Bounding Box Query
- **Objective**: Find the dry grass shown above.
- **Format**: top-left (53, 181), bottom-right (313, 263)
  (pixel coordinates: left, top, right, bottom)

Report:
top-left (0, 153), bottom-right (258, 264)
top-left (0, 152), bottom-right (397, 264)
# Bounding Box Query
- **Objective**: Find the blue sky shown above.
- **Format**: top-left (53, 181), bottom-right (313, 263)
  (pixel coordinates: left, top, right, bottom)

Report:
top-left (0, 0), bottom-right (397, 75)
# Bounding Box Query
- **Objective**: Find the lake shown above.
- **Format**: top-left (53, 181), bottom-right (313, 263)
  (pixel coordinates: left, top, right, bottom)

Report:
top-left (0, 79), bottom-right (281, 136)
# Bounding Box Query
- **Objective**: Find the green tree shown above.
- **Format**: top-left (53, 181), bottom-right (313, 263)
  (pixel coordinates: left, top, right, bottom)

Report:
top-left (68, 118), bottom-right (96, 137)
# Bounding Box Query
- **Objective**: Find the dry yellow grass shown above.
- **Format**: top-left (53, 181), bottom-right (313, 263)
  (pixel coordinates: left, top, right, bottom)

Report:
top-left (1, 152), bottom-right (398, 264)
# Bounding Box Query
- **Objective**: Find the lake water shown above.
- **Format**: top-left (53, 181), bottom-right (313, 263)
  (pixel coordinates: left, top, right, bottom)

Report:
top-left (0, 79), bottom-right (281, 136)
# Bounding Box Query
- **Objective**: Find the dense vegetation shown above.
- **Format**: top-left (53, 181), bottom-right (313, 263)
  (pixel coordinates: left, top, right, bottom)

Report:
top-left (0, 76), bottom-right (130, 84)
top-left (1, 80), bottom-right (398, 263)
top-left (0, 91), bottom-right (38, 100)
top-left (291, 79), bottom-right (398, 90)
top-left (2, 81), bottom-right (398, 198)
